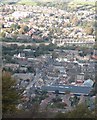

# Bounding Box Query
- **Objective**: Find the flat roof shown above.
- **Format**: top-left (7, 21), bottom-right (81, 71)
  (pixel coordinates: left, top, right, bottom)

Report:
top-left (41, 84), bottom-right (92, 95)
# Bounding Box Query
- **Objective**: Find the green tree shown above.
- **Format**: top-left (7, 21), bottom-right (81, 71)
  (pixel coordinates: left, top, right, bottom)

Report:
top-left (2, 71), bottom-right (20, 116)
top-left (65, 90), bottom-right (71, 95)
top-left (10, 24), bottom-right (20, 31)
top-left (91, 74), bottom-right (97, 96)
top-left (0, 32), bottom-right (6, 37)
top-left (23, 25), bottom-right (29, 33)
top-left (54, 69), bottom-right (60, 75)
top-left (66, 104), bottom-right (95, 118)
top-left (52, 52), bottom-right (58, 59)
top-left (55, 104), bottom-right (95, 118)
top-left (85, 27), bottom-right (94, 35)
top-left (11, 24), bottom-right (17, 30)
top-left (55, 112), bottom-right (66, 118)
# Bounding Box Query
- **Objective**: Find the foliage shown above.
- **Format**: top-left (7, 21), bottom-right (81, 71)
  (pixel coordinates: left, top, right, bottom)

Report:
top-left (55, 112), bottom-right (66, 118)
top-left (11, 24), bottom-right (21, 30)
top-left (93, 44), bottom-right (97, 50)
top-left (84, 27), bottom-right (94, 35)
top-left (23, 25), bottom-right (29, 33)
top-left (48, 102), bottom-right (65, 109)
top-left (34, 43), bottom-right (57, 57)
top-left (71, 16), bottom-right (79, 25)
top-left (52, 52), bottom-right (58, 59)
top-left (55, 104), bottom-right (95, 118)
top-left (91, 74), bottom-right (97, 95)
top-left (66, 104), bottom-right (95, 118)
top-left (2, 71), bottom-right (20, 116)
top-left (0, 32), bottom-right (6, 37)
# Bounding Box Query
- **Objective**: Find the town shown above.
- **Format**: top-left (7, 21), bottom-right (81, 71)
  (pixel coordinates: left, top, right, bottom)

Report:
top-left (0, 0), bottom-right (95, 47)
top-left (1, 0), bottom-right (97, 118)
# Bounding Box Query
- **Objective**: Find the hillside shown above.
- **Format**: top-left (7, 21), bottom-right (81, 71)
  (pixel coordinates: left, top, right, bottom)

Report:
top-left (17, 0), bottom-right (37, 5)
top-left (0, 0), bottom-right (72, 4)
top-left (69, 0), bottom-right (95, 6)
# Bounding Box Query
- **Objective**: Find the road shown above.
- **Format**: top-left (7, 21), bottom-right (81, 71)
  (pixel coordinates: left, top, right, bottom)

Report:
top-left (25, 72), bottom-right (42, 91)
top-left (1, 42), bottom-right (50, 46)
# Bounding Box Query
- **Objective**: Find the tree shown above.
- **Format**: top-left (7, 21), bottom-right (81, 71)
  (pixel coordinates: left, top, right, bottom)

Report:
top-left (54, 69), bottom-right (60, 75)
top-left (23, 25), bottom-right (29, 32)
top-left (91, 74), bottom-right (97, 96)
top-left (52, 52), bottom-right (58, 59)
top-left (55, 90), bottom-right (59, 97)
top-left (17, 25), bottom-right (21, 29)
top-left (19, 25), bottom-right (29, 33)
top-left (55, 112), bottom-right (66, 118)
top-left (11, 24), bottom-right (17, 30)
top-left (55, 104), bottom-right (95, 118)
top-left (1, 24), bottom-right (4, 28)
top-left (71, 16), bottom-right (79, 25)
top-left (66, 104), bottom-right (95, 118)
top-left (10, 24), bottom-right (20, 31)
top-left (2, 71), bottom-right (20, 117)
top-left (5, 54), bottom-right (12, 63)
top-left (65, 90), bottom-right (70, 95)
top-left (19, 28), bottom-right (25, 34)
top-left (85, 27), bottom-right (94, 35)
top-left (0, 32), bottom-right (6, 37)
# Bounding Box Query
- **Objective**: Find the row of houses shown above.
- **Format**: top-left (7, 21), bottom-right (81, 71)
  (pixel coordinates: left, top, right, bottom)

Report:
top-left (1, 3), bottom-right (95, 47)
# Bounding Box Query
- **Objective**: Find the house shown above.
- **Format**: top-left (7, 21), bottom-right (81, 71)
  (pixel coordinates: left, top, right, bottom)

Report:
top-left (83, 79), bottom-right (94, 87)
top-left (91, 55), bottom-right (97, 60)
top-left (5, 33), bottom-right (14, 39)
top-left (4, 63), bottom-right (19, 71)
top-left (13, 53), bottom-right (25, 59)
top-left (17, 34), bottom-right (31, 40)
top-left (76, 73), bottom-right (84, 81)
top-left (19, 67), bottom-right (28, 72)
top-left (12, 73), bottom-right (34, 81)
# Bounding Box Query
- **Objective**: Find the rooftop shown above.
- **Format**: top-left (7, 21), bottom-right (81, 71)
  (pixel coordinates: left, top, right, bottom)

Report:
top-left (41, 84), bottom-right (92, 95)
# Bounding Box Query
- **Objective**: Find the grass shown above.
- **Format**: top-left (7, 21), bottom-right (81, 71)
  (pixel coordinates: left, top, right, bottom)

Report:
top-left (17, 0), bottom-right (37, 6)
top-left (69, 0), bottom-right (95, 7)
top-left (21, 17), bottom-right (31, 22)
